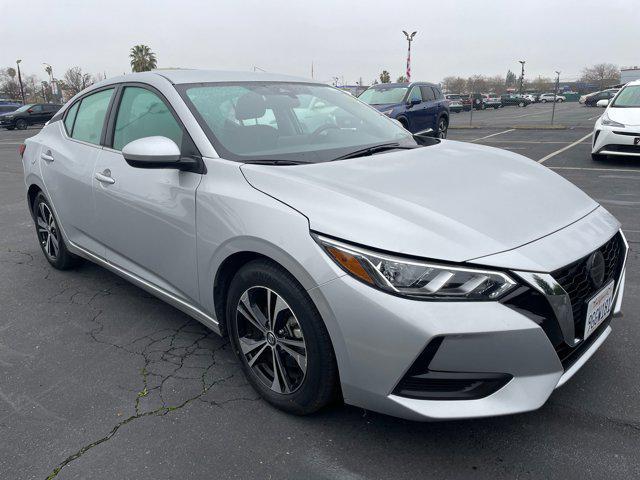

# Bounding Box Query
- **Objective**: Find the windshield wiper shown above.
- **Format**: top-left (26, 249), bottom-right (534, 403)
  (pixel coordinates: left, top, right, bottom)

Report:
top-left (242, 159), bottom-right (311, 165)
top-left (332, 143), bottom-right (415, 161)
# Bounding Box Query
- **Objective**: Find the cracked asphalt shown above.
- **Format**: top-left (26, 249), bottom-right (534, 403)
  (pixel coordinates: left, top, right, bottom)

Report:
top-left (1, 106), bottom-right (639, 480)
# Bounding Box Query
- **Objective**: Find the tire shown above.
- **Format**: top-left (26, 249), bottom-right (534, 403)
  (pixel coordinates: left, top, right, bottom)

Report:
top-left (32, 192), bottom-right (82, 270)
top-left (518, 101), bottom-right (525, 107)
top-left (557, 98), bottom-right (564, 103)
top-left (226, 259), bottom-right (339, 415)
top-left (16, 119), bottom-right (28, 130)
top-left (436, 116), bottom-right (448, 139)
top-left (591, 153), bottom-right (606, 161)
top-left (541, 99), bottom-right (547, 103)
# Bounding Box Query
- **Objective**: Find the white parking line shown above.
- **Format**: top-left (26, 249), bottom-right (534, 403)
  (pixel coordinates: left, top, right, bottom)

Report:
top-left (471, 129), bottom-right (515, 142)
top-left (550, 166), bottom-right (640, 173)
top-left (538, 132), bottom-right (593, 164)
top-left (588, 114), bottom-right (602, 121)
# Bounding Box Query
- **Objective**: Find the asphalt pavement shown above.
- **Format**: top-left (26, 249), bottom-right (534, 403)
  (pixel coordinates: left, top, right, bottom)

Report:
top-left (1, 104), bottom-right (639, 479)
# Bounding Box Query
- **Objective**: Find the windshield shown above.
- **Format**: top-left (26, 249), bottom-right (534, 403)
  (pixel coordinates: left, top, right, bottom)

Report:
top-left (611, 85), bottom-right (640, 108)
top-left (358, 87), bottom-right (408, 105)
top-left (178, 82), bottom-right (415, 163)
top-left (12, 104), bottom-right (33, 113)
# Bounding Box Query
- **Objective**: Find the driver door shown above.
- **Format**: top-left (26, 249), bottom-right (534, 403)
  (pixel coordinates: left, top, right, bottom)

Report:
top-left (93, 85), bottom-right (202, 302)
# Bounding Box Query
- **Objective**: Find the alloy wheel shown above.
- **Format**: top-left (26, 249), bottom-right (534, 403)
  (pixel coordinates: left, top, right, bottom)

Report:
top-left (36, 202), bottom-right (59, 260)
top-left (235, 286), bottom-right (307, 394)
top-left (437, 118), bottom-right (448, 139)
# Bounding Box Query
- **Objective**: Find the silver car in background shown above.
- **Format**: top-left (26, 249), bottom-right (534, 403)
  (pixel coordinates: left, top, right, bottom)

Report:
top-left (20, 70), bottom-right (627, 420)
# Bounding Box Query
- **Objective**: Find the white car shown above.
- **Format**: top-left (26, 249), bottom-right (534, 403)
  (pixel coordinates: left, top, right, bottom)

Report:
top-left (592, 80), bottom-right (640, 161)
top-left (539, 93), bottom-right (566, 103)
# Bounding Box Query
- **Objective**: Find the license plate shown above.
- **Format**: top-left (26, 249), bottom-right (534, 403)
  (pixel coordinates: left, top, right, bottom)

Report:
top-left (584, 281), bottom-right (615, 340)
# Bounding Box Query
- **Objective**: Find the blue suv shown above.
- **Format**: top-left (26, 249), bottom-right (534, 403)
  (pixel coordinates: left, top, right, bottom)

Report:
top-left (358, 82), bottom-right (449, 138)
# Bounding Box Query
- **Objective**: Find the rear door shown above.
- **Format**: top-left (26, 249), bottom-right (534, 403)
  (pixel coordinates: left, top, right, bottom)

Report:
top-left (420, 86), bottom-right (440, 131)
top-left (40, 88), bottom-right (115, 255)
top-left (28, 105), bottom-right (48, 125)
top-left (93, 84), bottom-right (202, 302)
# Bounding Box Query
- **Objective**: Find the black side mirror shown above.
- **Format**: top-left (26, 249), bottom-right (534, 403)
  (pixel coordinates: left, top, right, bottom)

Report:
top-left (407, 98), bottom-right (420, 107)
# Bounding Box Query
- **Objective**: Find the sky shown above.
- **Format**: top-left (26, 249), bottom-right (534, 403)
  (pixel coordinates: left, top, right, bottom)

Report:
top-left (2, 0), bottom-right (639, 86)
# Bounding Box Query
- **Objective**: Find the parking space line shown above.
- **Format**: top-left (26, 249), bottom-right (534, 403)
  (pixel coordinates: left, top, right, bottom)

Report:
top-left (471, 129), bottom-right (515, 142)
top-left (549, 166), bottom-right (640, 173)
top-left (588, 114), bottom-right (602, 120)
top-left (538, 132), bottom-right (593, 164)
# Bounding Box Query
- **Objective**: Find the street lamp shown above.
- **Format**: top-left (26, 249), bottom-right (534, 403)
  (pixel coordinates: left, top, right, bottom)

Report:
top-left (402, 30), bottom-right (417, 82)
top-left (551, 71), bottom-right (561, 125)
top-left (518, 60), bottom-right (526, 94)
top-left (16, 59), bottom-right (26, 104)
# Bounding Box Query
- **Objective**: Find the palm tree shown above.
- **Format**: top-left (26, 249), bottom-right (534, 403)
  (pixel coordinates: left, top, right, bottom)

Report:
top-left (129, 45), bottom-right (157, 72)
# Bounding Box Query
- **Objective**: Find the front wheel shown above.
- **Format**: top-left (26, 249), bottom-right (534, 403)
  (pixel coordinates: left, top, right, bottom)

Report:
top-left (436, 116), bottom-right (448, 139)
top-left (16, 119), bottom-right (28, 130)
top-left (226, 260), bottom-right (339, 415)
top-left (557, 98), bottom-right (564, 103)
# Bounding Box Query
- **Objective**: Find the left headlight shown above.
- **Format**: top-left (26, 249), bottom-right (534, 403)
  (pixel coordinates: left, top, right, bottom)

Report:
top-left (601, 111), bottom-right (624, 128)
top-left (314, 235), bottom-right (517, 300)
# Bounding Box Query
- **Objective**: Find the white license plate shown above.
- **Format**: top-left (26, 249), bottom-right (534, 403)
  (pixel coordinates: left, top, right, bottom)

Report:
top-left (584, 281), bottom-right (615, 340)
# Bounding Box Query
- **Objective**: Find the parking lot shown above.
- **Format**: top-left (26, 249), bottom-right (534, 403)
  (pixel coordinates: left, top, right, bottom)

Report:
top-left (1, 101), bottom-right (639, 479)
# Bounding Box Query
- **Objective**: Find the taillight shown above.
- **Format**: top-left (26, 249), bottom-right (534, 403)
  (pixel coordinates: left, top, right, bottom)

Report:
top-left (18, 144), bottom-right (26, 158)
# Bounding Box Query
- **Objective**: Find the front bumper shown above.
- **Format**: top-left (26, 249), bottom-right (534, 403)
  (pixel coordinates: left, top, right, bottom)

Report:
top-left (592, 123), bottom-right (640, 157)
top-left (308, 222), bottom-right (627, 421)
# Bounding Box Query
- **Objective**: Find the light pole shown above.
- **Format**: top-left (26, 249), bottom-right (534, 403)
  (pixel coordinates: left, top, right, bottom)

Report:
top-left (551, 71), bottom-right (561, 125)
top-left (16, 59), bottom-right (26, 104)
top-left (402, 30), bottom-right (417, 81)
top-left (518, 60), bottom-right (525, 94)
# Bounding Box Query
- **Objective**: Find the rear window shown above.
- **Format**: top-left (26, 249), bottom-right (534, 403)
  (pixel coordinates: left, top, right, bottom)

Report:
top-left (64, 102), bottom-right (80, 135)
top-left (70, 89), bottom-right (114, 145)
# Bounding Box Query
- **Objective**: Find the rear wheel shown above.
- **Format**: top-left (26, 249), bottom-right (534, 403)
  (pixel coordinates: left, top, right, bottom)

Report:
top-left (436, 116), bottom-right (448, 139)
top-left (226, 260), bottom-right (339, 415)
top-left (33, 192), bottom-right (82, 270)
top-left (16, 119), bottom-right (28, 130)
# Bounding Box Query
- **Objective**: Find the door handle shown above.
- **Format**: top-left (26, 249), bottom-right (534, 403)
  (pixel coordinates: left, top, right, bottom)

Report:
top-left (41, 151), bottom-right (54, 162)
top-left (95, 170), bottom-right (115, 185)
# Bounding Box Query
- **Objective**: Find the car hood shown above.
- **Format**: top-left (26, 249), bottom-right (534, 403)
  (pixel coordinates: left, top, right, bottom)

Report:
top-left (607, 107), bottom-right (640, 126)
top-left (241, 140), bottom-right (598, 262)
top-left (369, 103), bottom-right (401, 112)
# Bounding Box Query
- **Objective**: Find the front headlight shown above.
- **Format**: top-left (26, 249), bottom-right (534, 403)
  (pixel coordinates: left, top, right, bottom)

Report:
top-left (601, 111), bottom-right (624, 128)
top-left (315, 235), bottom-right (517, 300)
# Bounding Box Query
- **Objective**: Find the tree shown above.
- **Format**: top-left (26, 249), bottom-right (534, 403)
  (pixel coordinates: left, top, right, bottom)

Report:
top-left (0, 68), bottom-right (21, 99)
top-left (505, 70), bottom-right (516, 88)
top-left (379, 70), bottom-right (391, 83)
top-left (396, 75), bottom-right (408, 83)
top-left (484, 75), bottom-right (504, 94)
top-left (528, 75), bottom-right (553, 92)
top-left (62, 67), bottom-right (94, 97)
top-left (7, 67), bottom-right (16, 79)
top-left (466, 75), bottom-right (487, 93)
top-left (130, 45), bottom-right (157, 72)
top-left (441, 76), bottom-right (466, 93)
top-left (581, 63), bottom-right (620, 90)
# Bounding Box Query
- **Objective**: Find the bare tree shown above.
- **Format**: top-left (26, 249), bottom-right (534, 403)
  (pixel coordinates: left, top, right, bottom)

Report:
top-left (63, 67), bottom-right (94, 97)
top-left (441, 76), bottom-right (467, 93)
top-left (466, 75), bottom-right (487, 93)
top-left (527, 76), bottom-right (553, 92)
top-left (581, 63), bottom-right (620, 90)
top-left (484, 75), bottom-right (504, 94)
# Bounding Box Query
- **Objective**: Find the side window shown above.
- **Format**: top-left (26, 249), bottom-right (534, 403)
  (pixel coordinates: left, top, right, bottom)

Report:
top-left (432, 87), bottom-right (444, 100)
top-left (71, 89), bottom-right (114, 145)
top-left (31, 105), bottom-right (44, 113)
top-left (420, 86), bottom-right (435, 101)
top-left (113, 87), bottom-right (183, 151)
top-left (408, 87), bottom-right (422, 103)
top-left (64, 101), bottom-right (80, 135)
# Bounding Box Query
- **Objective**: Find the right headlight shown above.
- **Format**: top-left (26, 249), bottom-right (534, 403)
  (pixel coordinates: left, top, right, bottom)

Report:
top-left (314, 234), bottom-right (517, 301)
top-left (601, 111), bottom-right (624, 128)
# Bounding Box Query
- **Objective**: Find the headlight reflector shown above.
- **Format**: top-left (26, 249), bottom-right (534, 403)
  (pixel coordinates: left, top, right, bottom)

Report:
top-left (316, 235), bottom-right (517, 300)
top-left (601, 112), bottom-right (624, 128)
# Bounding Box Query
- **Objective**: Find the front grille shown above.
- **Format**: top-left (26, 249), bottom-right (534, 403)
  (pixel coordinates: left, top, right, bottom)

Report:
top-left (551, 232), bottom-right (624, 339)
top-left (601, 144), bottom-right (640, 154)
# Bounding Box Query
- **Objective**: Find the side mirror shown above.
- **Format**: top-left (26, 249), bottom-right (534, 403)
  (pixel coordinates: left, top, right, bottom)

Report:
top-left (596, 99), bottom-right (609, 108)
top-left (122, 136), bottom-right (197, 171)
top-left (407, 98), bottom-right (420, 107)
top-left (27, 109), bottom-right (34, 114)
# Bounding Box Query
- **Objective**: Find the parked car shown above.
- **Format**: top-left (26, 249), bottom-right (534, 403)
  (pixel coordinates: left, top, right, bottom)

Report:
top-left (0, 102), bottom-right (21, 116)
top-left (445, 94), bottom-right (464, 113)
top-left (483, 93), bottom-right (502, 109)
top-left (592, 80), bottom-right (640, 161)
top-left (359, 82), bottom-right (450, 137)
top-left (0, 103), bottom-right (62, 130)
top-left (458, 94), bottom-right (472, 111)
top-left (21, 70), bottom-right (628, 421)
top-left (539, 93), bottom-right (566, 103)
top-left (501, 94), bottom-right (530, 107)
top-left (523, 94), bottom-right (537, 103)
top-left (585, 89), bottom-right (619, 107)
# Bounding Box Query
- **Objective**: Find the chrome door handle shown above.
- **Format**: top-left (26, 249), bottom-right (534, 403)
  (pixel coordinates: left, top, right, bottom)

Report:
top-left (95, 170), bottom-right (115, 185)
top-left (41, 151), bottom-right (54, 162)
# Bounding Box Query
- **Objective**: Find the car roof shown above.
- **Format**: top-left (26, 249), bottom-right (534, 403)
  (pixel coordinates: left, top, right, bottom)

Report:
top-left (369, 82), bottom-right (438, 89)
top-left (95, 69), bottom-right (312, 87)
